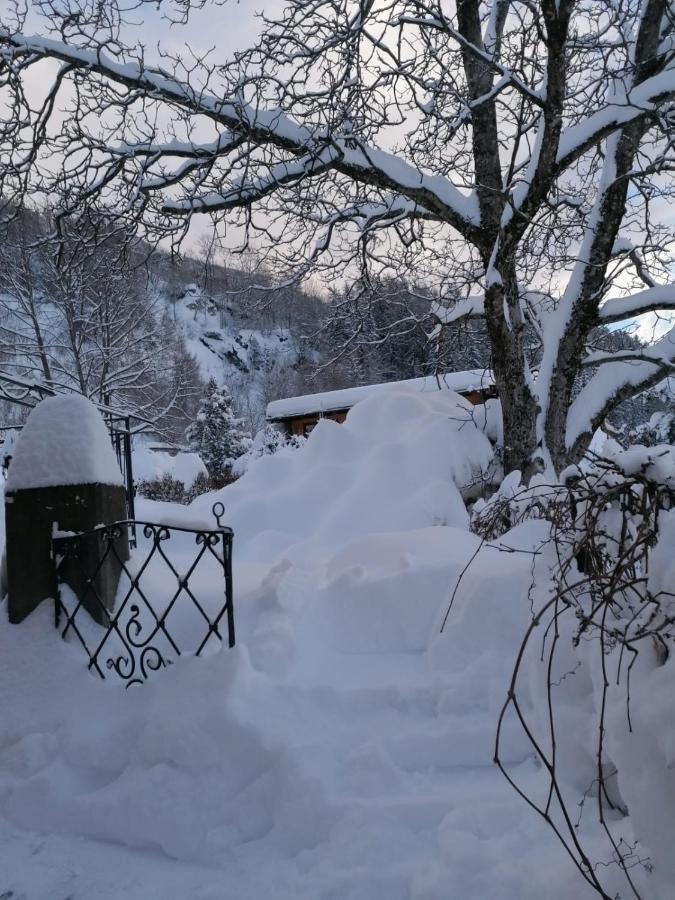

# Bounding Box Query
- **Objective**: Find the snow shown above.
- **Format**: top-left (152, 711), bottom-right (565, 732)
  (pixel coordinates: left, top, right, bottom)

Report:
top-left (598, 284), bottom-right (675, 324)
top-left (266, 369), bottom-right (494, 420)
top-left (3, 31), bottom-right (481, 230)
top-left (0, 380), bottom-right (669, 899)
top-left (605, 441), bottom-right (675, 490)
top-left (0, 561), bottom-right (584, 900)
top-left (338, 142), bottom-right (480, 226)
top-left (132, 435), bottom-right (207, 486)
top-left (430, 296), bottom-right (485, 324)
top-left (556, 67), bottom-right (675, 168)
top-left (169, 283), bottom-right (300, 390)
top-left (212, 387), bottom-right (497, 562)
top-left (567, 325), bottom-right (675, 450)
top-left (5, 394), bottom-right (123, 492)
top-left (167, 146), bottom-right (341, 212)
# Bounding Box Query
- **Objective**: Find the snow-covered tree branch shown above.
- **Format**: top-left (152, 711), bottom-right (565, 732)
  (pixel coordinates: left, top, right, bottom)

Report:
top-left (2, 0), bottom-right (675, 472)
top-left (0, 206), bottom-right (203, 433)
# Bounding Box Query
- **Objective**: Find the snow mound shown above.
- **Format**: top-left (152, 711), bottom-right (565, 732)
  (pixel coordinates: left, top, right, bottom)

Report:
top-left (194, 387), bottom-right (495, 560)
top-left (0, 381), bottom-right (630, 899)
top-left (297, 527), bottom-right (482, 656)
top-left (0, 603), bottom-right (333, 866)
top-left (6, 394), bottom-right (123, 491)
top-left (133, 437), bottom-right (207, 486)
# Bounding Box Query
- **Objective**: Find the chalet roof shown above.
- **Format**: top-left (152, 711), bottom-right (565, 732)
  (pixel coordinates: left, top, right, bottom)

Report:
top-left (266, 370), bottom-right (494, 421)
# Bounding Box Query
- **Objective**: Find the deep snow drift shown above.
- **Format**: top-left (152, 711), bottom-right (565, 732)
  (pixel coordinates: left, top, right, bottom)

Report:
top-left (192, 387), bottom-right (498, 560)
top-left (0, 385), bottom-right (666, 899)
top-left (132, 433), bottom-right (207, 487)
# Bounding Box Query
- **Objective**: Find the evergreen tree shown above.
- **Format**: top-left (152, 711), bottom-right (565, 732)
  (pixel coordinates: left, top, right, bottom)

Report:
top-left (186, 379), bottom-right (251, 477)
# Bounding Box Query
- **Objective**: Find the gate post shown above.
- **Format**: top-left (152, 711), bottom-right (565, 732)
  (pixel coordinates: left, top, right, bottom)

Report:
top-left (4, 394), bottom-right (129, 625)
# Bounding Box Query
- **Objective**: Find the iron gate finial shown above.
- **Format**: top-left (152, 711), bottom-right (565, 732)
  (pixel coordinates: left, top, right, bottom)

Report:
top-left (212, 501), bottom-right (225, 529)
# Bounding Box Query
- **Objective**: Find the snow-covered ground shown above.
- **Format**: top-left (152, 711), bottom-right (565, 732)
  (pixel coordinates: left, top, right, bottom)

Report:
top-left (132, 433), bottom-right (207, 487)
top-left (0, 386), bottom-right (657, 899)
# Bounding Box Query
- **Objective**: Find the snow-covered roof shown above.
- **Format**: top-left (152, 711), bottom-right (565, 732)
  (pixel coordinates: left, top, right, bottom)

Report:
top-left (6, 394), bottom-right (124, 492)
top-left (266, 370), bottom-right (494, 420)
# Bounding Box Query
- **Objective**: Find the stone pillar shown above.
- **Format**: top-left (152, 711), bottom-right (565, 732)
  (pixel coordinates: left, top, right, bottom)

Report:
top-left (6, 482), bottom-right (128, 624)
top-left (3, 394), bottom-right (129, 625)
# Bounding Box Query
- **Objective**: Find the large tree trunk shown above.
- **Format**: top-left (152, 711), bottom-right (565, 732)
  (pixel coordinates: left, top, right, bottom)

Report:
top-left (497, 370), bottom-right (540, 476)
top-left (484, 274), bottom-right (540, 477)
top-left (493, 360), bottom-right (578, 479)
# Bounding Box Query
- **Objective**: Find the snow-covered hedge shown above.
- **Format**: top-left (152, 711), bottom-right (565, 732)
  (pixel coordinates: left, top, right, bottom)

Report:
top-left (486, 445), bottom-right (675, 898)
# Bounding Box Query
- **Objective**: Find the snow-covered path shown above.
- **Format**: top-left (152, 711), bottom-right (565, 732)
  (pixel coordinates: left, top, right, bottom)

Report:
top-left (0, 389), bottom-right (628, 898)
top-left (0, 516), bottom-right (598, 900)
top-left (0, 642), bottom-right (582, 900)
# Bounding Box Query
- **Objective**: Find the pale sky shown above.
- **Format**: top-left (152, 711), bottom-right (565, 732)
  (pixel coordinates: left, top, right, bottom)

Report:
top-left (12, 0), bottom-right (675, 334)
top-left (135, 1), bottom-right (281, 63)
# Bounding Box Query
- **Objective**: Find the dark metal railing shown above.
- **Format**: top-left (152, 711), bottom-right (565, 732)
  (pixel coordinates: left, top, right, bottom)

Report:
top-left (104, 413), bottom-right (137, 533)
top-left (0, 370), bottom-right (55, 408)
top-left (52, 503), bottom-right (234, 687)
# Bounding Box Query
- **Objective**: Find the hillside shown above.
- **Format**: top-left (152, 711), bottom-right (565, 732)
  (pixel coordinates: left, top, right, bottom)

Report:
top-left (0, 208), bottom-right (670, 445)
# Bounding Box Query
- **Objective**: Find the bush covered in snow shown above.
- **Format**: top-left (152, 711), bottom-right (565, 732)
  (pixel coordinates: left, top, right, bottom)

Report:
top-left (135, 473), bottom-right (188, 504)
top-left (482, 445), bottom-right (675, 898)
top-left (232, 423), bottom-right (305, 477)
top-left (136, 470), bottom-right (238, 504)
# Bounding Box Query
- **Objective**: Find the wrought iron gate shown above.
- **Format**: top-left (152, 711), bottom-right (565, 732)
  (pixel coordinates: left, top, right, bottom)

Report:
top-left (52, 503), bottom-right (234, 687)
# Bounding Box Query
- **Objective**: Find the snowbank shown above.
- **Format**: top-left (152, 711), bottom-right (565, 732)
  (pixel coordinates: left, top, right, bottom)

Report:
top-left (0, 603), bottom-right (333, 866)
top-left (132, 437), bottom-right (207, 486)
top-left (0, 381), bottom-right (653, 899)
top-left (194, 386), bottom-right (496, 560)
top-left (5, 395), bottom-right (123, 491)
top-left (0, 523), bottom-right (576, 898)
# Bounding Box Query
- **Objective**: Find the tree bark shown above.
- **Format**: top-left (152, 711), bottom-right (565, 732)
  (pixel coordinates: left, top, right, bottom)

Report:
top-left (484, 271), bottom-right (540, 476)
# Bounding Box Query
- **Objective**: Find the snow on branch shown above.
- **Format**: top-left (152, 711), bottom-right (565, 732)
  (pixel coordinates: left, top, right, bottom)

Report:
top-left (567, 326), bottom-right (675, 454)
top-left (307, 196), bottom-right (434, 261)
top-left (0, 30), bottom-right (480, 236)
top-left (430, 296), bottom-right (485, 325)
top-left (396, 13), bottom-right (545, 108)
top-left (582, 346), bottom-right (675, 367)
top-left (556, 67), bottom-right (675, 170)
top-left (597, 285), bottom-right (675, 325)
top-left (162, 146), bottom-right (340, 213)
top-left (113, 133), bottom-right (240, 160)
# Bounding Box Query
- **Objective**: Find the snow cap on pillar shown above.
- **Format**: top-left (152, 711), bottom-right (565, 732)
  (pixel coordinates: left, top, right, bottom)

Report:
top-left (6, 393), bottom-right (124, 492)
